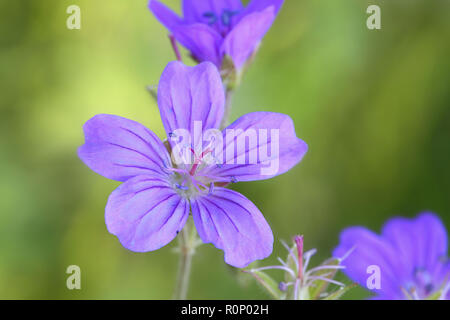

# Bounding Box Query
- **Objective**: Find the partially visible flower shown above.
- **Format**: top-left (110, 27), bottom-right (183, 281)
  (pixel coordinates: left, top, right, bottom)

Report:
top-left (78, 61), bottom-right (307, 268)
top-left (148, 0), bottom-right (284, 72)
top-left (245, 235), bottom-right (354, 300)
top-left (334, 212), bottom-right (450, 300)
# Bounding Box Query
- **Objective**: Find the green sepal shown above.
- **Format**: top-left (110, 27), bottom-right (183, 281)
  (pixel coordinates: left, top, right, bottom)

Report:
top-left (308, 257), bottom-right (341, 300)
top-left (243, 269), bottom-right (285, 300)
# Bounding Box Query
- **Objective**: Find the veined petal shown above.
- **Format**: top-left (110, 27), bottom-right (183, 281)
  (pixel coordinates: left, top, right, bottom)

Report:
top-left (190, 187), bottom-right (273, 268)
top-left (382, 212), bottom-right (448, 276)
top-left (221, 6), bottom-right (275, 69)
top-left (172, 24), bottom-right (223, 66)
top-left (78, 114), bottom-right (171, 182)
top-left (106, 175), bottom-right (189, 252)
top-left (157, 61), bottom-right (225, 144)
top-left (243, 0), bottom-right (284, 16)
top-left (149, 0), bottom-right (184, 31)
top-left (182, 0), bottom-right (243, 25)
top-left (201, 112), bottom-right (307, 182)
top-left (333, 227), bottom-right (405, 299)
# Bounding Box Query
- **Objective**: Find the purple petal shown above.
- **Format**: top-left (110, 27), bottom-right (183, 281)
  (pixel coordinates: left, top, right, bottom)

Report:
top-left (243, 0), bottom-right (284, 16)
top-left (221, 6), bottom-right (275, 69)
top-left (333, 227), bottom-right (405, 299)
top-left (382, 212), bottom-right (448, 276)
top-left (172, 24), bottom-right (223, 66)
top-left (78, 114), bottom-right (171, 182)
top-left (157, 61), bottom-right (225, 141)
top-left (106, 175), bottom-right (189, 252)
top-left (148, 0), bottom-right (183, 31)
top-left (190, 187), bottom-right (273, 268)
top-left (201, 112), bottom-right (307, 182)
top-left (182, 0), bottom-right (243, 25)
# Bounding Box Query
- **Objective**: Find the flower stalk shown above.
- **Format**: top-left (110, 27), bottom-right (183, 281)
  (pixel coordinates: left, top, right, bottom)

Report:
top-left (173, 217), bottom-right (199, 300)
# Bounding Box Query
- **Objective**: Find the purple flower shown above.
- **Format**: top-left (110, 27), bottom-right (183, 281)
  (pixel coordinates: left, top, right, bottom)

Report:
top-left (78, 61), bottom-right (307, 268)
top-left (334, 212), bottom-right (450, 299)
top-left (148, 0), bottom-right (284, 70)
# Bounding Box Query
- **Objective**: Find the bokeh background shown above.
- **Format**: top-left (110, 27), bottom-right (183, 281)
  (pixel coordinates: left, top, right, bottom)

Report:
top-left (0, 0), bottom-right (449, 299)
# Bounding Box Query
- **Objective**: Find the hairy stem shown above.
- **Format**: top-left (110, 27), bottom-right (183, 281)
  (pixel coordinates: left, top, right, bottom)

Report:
top-left (220, 89), bottom-right (235, 130)
top-left (173, 217), bottom-right (197, 300)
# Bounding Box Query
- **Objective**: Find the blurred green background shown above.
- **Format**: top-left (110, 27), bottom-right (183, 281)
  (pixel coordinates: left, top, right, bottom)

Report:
top-left (0, 0), bottom-right (449, 299)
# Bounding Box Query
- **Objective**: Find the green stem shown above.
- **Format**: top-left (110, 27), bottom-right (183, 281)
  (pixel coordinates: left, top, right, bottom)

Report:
top-left (173, 217), bottom-right (197, 300)
top-left (220, 89), bottom-right (235, 130)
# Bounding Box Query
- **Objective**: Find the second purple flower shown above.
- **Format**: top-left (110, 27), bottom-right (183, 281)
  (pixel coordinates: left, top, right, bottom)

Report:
top-left (149, 0), bottom-right (284, 70)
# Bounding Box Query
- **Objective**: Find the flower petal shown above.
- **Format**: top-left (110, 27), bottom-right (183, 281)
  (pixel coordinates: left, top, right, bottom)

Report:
top-left (148, 0), bottom-right (183, 31)
top-left (106, 175), bottom-right (189, 252)
top-left (221, 6), bottom-right (275, 69)
top-left (172, 24), bottom-right (223, 66)
top-left (243, 0), bottom-right (284, 16)
top-left (78, 114), bottom-right (171, 182)
top-left (333, 227), bottom-right (405, 299)
top-left (201, 112), bottom-right (307, 182)
top-left (157, 61), bottom-right (225, 141)
top-left (190, 187), bottom-right (273, 268)
top-left (382, 212), bottom-right (448, 275)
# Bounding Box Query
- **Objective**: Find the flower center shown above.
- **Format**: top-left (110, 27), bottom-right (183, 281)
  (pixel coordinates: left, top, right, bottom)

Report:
top-left (403, 268), bottom-right (438, 299)
top-left (168, 148), bottom-right (218, 197)
top-left (202, 9), bottom-right (240, 35)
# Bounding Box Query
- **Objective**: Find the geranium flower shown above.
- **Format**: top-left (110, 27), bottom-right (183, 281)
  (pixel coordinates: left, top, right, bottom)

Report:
top-left (334, 212), bottom-right (450, 299)
top-left (148, 0), bottom-right (284, 70)
top-left (78, 61), bottom-right (307, 268)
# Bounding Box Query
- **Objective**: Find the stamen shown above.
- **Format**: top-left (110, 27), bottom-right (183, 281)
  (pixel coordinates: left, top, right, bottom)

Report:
top-left (221, 10), bottom-right (239, 26)
top-left (195, 173), bottom-right (230, 182)
top-left (278, 282), bottom-right (288, 292)
top-left (175, 183), bottom-right (189, 191)
top-left (203, 12), bottom-right (217, 25)
top-left (190, 177), bottom-right (202, 193)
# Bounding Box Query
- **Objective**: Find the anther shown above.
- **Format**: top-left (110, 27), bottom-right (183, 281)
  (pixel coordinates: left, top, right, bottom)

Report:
top-left (175, 183), bottom-right (189, 191)
top-left (221, 10), bottom-right (239, 26)
top-left (278, 282), bottom-right (288, 292)
top-left (203, 12), bottom-right (217, 25)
